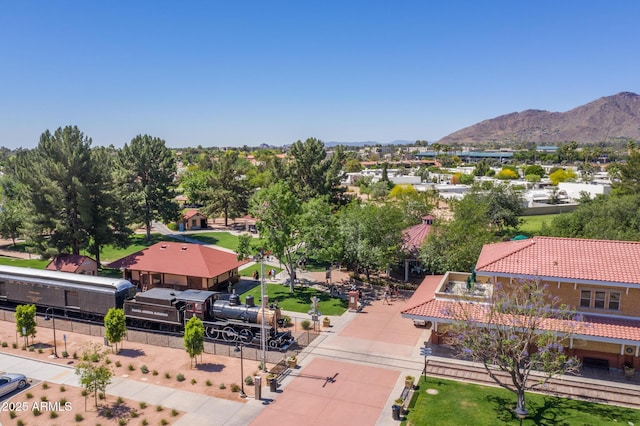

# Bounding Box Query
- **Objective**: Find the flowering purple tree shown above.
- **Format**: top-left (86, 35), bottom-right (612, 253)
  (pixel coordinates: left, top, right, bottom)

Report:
top-left (444, 278), bottom-right (582, 418)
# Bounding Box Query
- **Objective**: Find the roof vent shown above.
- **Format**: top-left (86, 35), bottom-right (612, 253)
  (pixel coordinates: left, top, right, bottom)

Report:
top-left (181, 246), bottom-right (187, 251)
top-left (160, 245), bottom-right (168, 249)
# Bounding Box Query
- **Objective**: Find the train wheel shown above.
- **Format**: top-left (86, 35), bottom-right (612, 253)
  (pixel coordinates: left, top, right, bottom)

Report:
top-left (269, 339), bottom-right (279, 348)
top-left (239, 329), bottom-right (253, 343)
top-left (206, 327), bottom-right (220, 339)
top-left (222, 326), bottom-right (237, 341)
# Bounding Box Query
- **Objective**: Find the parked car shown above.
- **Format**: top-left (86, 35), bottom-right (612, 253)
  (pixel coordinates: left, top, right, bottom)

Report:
top-left (0, 374), bottom-right (27, 397)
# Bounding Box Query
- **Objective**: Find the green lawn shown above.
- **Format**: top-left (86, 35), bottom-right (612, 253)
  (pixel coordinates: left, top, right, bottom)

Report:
top-left (96, 234), bottom-right (176, 262)
top-left (238, 283), bottom-right (347, 316)
top-left (186, 232), bottom-right (265, 252)
top-left (518, 214), bottom-right (561, 234)
top-left (239, 264), bottom-right (282, 277)
top-left (0, 257), bottom-right (49, 269)
top-left (404, 376), bottom-right (640, 425)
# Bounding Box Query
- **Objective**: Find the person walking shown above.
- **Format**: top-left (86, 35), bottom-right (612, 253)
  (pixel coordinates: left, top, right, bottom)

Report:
top-left (383, 290), bottom-right (390, 305)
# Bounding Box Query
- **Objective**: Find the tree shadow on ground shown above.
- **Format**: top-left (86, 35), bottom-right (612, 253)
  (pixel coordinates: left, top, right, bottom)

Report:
top-left (116, 348), bottom-right (145, 358)
top-left (195, 363), bottom-right (225, 373)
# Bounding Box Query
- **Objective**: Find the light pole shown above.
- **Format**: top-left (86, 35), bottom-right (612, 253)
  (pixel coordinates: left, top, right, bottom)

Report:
top-left (514, 406), bottom-right (528, 426)
top-left (44, 307), bottom-right (58, 358)
top-left (254, 250), bottom-right (267, 373)
top-left (234, 343), bottom-right (247, 398)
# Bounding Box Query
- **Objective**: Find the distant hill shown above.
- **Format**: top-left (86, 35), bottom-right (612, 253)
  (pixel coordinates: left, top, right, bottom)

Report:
top-left (438, 92), bottom-right (640, 145)
top-left (324, 140), bottom-right (413, 147)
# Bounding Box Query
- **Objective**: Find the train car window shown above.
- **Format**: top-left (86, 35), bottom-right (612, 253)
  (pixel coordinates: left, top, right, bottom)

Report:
top-left (186, 303), bottom-right (194, 311)
top-left (65, 290), bottom-right (80, 307)
top-left (194, 303), bottom-right (201, 312)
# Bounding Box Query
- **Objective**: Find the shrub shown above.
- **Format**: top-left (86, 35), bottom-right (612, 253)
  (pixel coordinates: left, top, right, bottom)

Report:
top-left (60, 397), bottom-right (68, 405)
top-left (156, 405), bottom-right (164, 412)
top-left (206, 379), bottom-right (212, 386)
top-left (29, 346), bottom-right (35, 352)
top-left (40, 395), bottom-right (48, 402)
top-left (118, 419), bottom-right (127, 426)
top-left (171, 409), bottom-right (179, 417)
top-left (62, 350), bottom-right (69, 358)
top-left (164, 372), bottom-right (171, 379)
top-left (98, 392), bottom-right (105, 400)
top-left (16, 420), bottom-right (24, 426)
top-left (141, 420), bottom-right (148, 426)
top-left (176, 373), bottom-right (185, 382)
top-left (38, 348), bottom-right (43, 353)
top-left (140, 365), bottom-right (149, 374)
top-left (33, 407), bottom-right (42, 416)
top-left (244, 376), bottom-right (254, 385)
top-left (103, 409), bottom-right (113, 418)
top-left (281, 315), bottom-right (292, 327)
top-left (81, 389), bottom-right (89, 396)
top-left (301, 320), bottom-right (312, 330)
top-left (105, 357), bottom-right (112, 365)
top-left (42, 382), bottom-right (49, 389)
top-left (161, 420), bottom-right (169, 426)
top-left (12, 342), bottom-right (17, 349)
top-left (139, 402), bottom-right (147, 409)
top-left (219, 383), bottom-right (226, 389)
top-left (73, 351), bottom-right (78, 359)
top-left (191, 378), bottom-right (197, 385)
top-left (60, 385), bottom-right (66, 392)
top-left (152, 370), bottom-right (158, 376)
top-left (230, 383), bottom-right (241, 392)
top-left (9, 411), bottom-right (16, 419)
top-left (115, 360), bottom-right (122, 367)
top-left (128, 363), bottom-right (135, 371)
top-left (26, 392), bottom-right (33, 399)
top-left (75, 413), bottom-right (84, 421)
top-left (116, 396), bottom-right (125, 405)
top-left (130, 410), bottom-right (139, 418)
top-left (50, 411), bottom-right (59, 419)
top-left (1, 341), bottom-right (6, 347)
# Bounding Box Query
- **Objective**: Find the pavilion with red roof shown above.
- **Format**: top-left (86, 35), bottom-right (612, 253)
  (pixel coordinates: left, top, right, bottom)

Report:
top-left (107, 242), bottom-right (247, 292)
top-left (402, 236), bottom-right (640, 372)
top-left (400, 215), bottom-right (433, 281)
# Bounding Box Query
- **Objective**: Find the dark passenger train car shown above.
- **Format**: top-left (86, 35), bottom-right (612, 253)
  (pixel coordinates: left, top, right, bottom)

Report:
top-left (0, 265), bottom-right (136, 316)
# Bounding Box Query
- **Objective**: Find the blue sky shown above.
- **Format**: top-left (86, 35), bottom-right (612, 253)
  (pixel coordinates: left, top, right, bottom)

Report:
top-left (1, 1), bottom-right (638, 149)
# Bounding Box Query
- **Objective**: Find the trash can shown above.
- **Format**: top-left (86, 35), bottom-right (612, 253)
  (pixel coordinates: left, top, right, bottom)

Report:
top-left (269, 377), bottom-right (277, 392)
top-left (391, 404), bottom-right (401, 420)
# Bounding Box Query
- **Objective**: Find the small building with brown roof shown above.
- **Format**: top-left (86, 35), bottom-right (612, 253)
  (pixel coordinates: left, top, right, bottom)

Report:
top-left (46, 254), bottom-right (98, 276)
top-left (107, 242), bottom-right (246, 292)
top-left (402, 236), bottom-right (640, 372)
top-left (400, 215), bottom-right (433, 280)
top-left (182, 209), bottom-right (208, 230)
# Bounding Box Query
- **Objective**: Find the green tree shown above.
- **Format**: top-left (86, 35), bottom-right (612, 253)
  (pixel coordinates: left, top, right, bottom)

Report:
top-left (473, 160), bottom-right (491, 177)
top-left (116, 134), bottom-right (180, 239)
top-left (104, 308), bottom-right (127, 353)
top-left (336, 201), bottom-right (405, 281)
top-left (15, 304), bottom-right (37, 346)
top-left (344, 158), bottom-right (363, 173)
top-left (197, 150), bottom-right (250, 226)
top-left (184, 316), bottom-right (204, 367)
top-left (75, 342), bottom-right (112, 408)
top-left (612, 150), bottom-right (640, 195)
top-left (0, 199), bottom-right (23, 246)
top-left (523, 164), bottom-right (545, 178)
top-left (236, 233), bottom-right (253, 261)
top-left (250, 182), bottom-right (303, 291)
top-left (444, 278), bottom-right (581, 418)
top-left (80, 146), bottom-right (131, 266)
top-left (286, 138), bottom-right (344, 202)
top-left (298, 196), bottom-right (340, 266)
top-left (15, 126), bottom-right (94, 257)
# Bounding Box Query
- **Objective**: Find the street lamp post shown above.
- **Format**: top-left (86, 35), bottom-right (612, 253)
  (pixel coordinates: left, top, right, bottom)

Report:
top-left (514, 406), bottom-right (528, 426)
top-left (254, 250), bottom-right (267, 372)
top-left (234, 343), bottom-right (247, 398)
top-left (44, 307), bottom-right (58, 358)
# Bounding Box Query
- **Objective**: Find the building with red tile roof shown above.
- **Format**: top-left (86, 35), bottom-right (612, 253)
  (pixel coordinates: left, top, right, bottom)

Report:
top-left (107, 242), bottom-right (247, 291)
top-left (399, 215), bottom-right (434, 281)
top-left (402, 237), bottom-right (640, 372)
top-left (46, 254), bottom-right (98, 275)
top-left (181, 209), bottom-right (208, 230)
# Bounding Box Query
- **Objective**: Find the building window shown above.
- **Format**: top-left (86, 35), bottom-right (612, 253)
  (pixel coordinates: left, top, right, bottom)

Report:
top-left (579, 289), bottom-right (621, 311)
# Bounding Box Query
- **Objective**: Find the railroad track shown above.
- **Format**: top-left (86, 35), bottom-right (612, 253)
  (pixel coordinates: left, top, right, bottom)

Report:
top-left (425, 358), bottom-right (640, 410)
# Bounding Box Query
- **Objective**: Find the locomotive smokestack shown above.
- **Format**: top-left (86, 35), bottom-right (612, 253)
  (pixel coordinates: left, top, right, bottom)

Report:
top-left (246, 295), bottom-right (255, 307)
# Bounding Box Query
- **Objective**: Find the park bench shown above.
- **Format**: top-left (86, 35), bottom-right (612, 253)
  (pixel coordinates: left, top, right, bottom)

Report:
top-left (582, 357), bottom-right (609, 372)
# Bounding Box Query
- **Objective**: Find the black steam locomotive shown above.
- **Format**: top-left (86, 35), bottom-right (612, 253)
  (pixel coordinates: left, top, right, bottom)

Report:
top-left (0, 265), bottom-right (292, 348)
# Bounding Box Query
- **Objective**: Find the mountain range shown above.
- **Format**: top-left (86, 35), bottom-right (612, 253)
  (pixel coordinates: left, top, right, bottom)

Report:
top-left (437, 92), bottom-right (640, 145)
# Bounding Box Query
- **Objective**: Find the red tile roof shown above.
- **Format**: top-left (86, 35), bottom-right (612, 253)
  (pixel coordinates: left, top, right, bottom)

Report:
top-left (107, 242), bottom-right (247, 278)
top-left (402, 298), bottom-right (640, 343)
top-left (183, 209), bottom-right (206, 220)
top-left (46, 255), bottom-right (96, 273)
top-left (402, 216), bottom-right (434, 253)
top-left (475, 236), bottom-right (640, 285)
